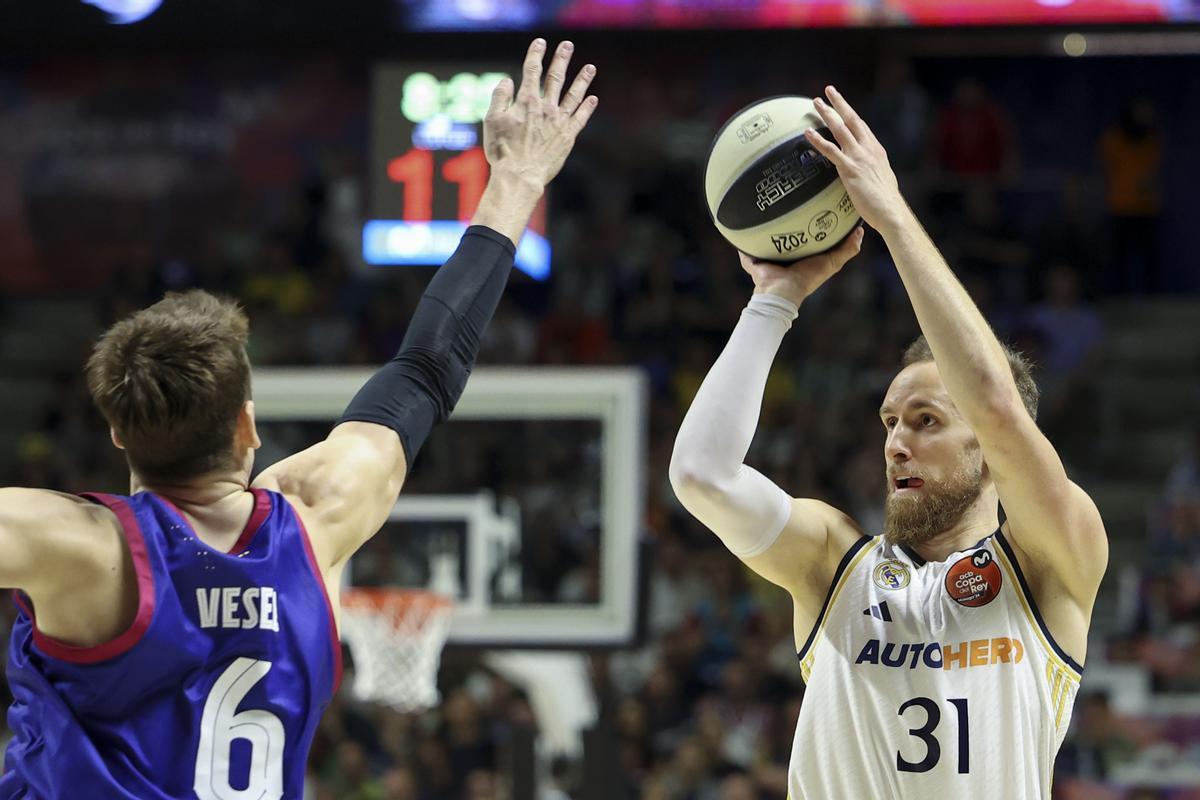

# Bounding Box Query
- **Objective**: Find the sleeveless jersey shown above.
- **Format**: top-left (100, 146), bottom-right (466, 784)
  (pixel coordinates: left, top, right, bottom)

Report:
top-left (2, 489), bottom-right (342, 800)
top-left (789, 531), bottom-right (1082, 800)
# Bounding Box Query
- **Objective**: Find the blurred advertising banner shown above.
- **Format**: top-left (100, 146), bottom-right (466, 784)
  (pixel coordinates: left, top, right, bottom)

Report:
top-left (0, 59), bottom-right (363, 292)
top-left (400, 0), bottom-right (1187, 30)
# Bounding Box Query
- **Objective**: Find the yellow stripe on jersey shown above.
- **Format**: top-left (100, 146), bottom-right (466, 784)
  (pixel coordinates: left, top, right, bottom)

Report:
top-left (1044, 652), bottom-right (1081, 730)
top-left (1048, 661), bottom-right (1065, 715)
top-left (799, 538), bottom-right (881, 682)
top-left (992, 543), bottom-right (1083, 682)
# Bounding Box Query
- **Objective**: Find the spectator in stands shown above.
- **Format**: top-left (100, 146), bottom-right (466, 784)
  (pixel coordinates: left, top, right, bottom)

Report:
top-left (935, 78), bottom-right (1016, 181)
top-left (864, 55), bottom-right (932, 177)
top-left (954, 183), bottom-right (1031, 306)
top-left (1021, 263), bottom-right (1105, 457)
top-left (1099, 97), bottom-right (1164, 294)
top-left (1071, 693), bottom-right (1138, 780)
top-left (1165, 427), bottom-right (1200, 502)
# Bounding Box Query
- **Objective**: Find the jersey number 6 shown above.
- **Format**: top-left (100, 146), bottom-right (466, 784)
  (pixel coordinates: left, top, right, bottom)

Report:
top-left (896, 696), bottom-right (970, 774)
top-left (194, 658), bottom-right (287, 800)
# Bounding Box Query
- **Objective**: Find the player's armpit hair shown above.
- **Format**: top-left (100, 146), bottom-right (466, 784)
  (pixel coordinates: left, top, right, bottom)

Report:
top-left (339, 226), bottom-right (515, 462)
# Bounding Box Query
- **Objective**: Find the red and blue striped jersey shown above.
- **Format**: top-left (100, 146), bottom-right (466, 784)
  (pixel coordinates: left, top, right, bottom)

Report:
top-left (2, 489), bottom-right (342, 800)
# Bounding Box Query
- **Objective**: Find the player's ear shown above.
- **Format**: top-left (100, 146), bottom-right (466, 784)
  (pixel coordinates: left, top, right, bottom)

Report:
top-left (240, 400), bottom-right (262, 450)
top-left (110, 428), bottom-right (125, 451)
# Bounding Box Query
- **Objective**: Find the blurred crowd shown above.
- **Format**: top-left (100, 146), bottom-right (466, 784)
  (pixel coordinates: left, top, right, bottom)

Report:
top-left (1, 48), bottom-right (1198, 799)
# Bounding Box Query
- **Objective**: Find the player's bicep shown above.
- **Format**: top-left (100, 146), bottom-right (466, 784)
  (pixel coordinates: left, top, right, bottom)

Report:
top-left (253, 422), bottom-right (408, 569)
top-left (672, 460), bottom-right (859, 592)
top-left (976, 404), bottom-right (1107, 602)
top-left (743, 498), bottom-right (863, 593)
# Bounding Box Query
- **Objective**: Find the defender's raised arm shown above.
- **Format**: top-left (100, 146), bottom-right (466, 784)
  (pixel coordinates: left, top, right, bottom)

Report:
top-left (254, 39), bottom-right (599, 572)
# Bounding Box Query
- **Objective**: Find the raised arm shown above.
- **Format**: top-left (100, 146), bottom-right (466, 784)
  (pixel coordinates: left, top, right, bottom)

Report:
top-left (669, 233), bottom-right (866, 596)
top-left (805, 86), bottom-right (1107, 610)
top-left (254, 39), bottom-right (598, 572)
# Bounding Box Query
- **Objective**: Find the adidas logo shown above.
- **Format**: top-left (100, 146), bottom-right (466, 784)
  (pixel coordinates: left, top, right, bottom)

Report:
top-left (863, 601), bottom-right (893, 622)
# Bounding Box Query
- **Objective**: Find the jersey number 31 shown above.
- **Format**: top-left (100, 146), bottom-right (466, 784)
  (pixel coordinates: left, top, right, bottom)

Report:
top-left (897, 696), bottom-right (970, 774)
top-left (194, 658), bottom-right (286, 800)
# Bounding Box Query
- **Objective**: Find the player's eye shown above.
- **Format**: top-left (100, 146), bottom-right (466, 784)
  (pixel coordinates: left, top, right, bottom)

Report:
top-left (921, 414), bottom-right (936, 427)
top-left (884, 417), bottom-right (897, 429)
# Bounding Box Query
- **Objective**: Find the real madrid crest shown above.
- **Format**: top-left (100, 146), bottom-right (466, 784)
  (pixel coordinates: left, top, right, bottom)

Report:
top-left (873, 559), bottom-right (910, 591)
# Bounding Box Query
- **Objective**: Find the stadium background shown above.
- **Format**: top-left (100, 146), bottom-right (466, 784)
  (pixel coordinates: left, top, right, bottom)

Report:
top-left (2, 1), bottom-right (1200, 798)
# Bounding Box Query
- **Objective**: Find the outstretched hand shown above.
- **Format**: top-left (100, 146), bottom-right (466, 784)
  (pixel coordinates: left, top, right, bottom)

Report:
top-left (739, 225), bottom-right (865, 307)
top-left (483, 39), bottom-right (599, 191)
top-left (804, 86), bottom-right (909, 234)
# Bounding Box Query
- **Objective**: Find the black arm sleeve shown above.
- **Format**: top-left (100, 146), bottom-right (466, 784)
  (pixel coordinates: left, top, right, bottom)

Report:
top-left (339, 225), bottom-right (516, 463)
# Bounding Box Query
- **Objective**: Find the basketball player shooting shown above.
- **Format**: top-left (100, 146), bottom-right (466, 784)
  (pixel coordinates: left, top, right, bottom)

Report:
top-left (670, 86), bottom-right (1107, 798)
top-left (0, 39), bottom-right (596, 799)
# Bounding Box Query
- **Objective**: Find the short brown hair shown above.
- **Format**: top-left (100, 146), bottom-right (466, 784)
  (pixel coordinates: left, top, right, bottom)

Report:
top-left (86, 290), bottom-right (251, 481)
top-left (901, 335), bottom-right (1039, 421)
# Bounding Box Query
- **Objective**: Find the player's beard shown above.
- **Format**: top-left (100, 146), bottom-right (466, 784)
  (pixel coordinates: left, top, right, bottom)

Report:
top-left (883, 452), bottom-right (984, 549)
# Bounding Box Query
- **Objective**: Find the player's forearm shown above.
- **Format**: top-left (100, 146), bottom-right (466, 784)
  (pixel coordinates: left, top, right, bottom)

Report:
top-left (879, 208), bottom-right (1023, 418)
top-left (669, 294), bottom-right (797, 555)
top-left (470, 168), bottom-right (544, 248)
top-left (338, 226), bottom-right (516, 462)
top-left (670, 295), bottom-right (796, 487)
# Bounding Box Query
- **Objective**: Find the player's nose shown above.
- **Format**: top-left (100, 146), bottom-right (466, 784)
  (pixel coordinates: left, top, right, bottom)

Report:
top-left (886, 431), bottom-right (911, 462)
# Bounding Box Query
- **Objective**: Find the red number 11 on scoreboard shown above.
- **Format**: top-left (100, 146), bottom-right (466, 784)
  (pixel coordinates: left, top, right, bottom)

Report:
top-left (386, 146), bottom-right (546, 232)
top-left (387, 147), bottom-right (483, 221)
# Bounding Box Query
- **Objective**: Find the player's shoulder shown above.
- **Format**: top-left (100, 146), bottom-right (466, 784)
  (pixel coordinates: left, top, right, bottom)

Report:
top-left (0, 488), bottom-right (125, 589)
top-left (0, 487), bottom-right (114, 531)
top-left (769, 498), bottom-right (873, 601)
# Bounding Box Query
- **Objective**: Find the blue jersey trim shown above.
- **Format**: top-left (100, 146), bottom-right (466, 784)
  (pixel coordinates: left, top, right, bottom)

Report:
top-left (994, 531), bottom-right (1085, 675)
top-left (20, 494), bottom-right (158, 665)
top-left (796, 535), bottom-right (872, 665)
top-left (290, 502), bottom-right (344, 695)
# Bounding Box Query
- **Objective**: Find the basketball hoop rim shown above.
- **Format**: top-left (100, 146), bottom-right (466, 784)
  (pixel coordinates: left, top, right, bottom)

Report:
top-left (340, 587), bottom-right (454, 614)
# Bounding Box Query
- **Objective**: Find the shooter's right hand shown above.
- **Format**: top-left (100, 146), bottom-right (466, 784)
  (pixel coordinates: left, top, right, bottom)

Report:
top-left (738, 225), bottom-right (865, 307)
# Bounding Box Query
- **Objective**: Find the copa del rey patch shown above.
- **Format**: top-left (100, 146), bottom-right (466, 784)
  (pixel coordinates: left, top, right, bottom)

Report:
top-left (945, 549), bottom-right (1002, 608)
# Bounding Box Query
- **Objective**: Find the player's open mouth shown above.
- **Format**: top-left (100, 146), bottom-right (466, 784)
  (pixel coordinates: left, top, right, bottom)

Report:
top-left (894, 477), bottom-right (924, 491)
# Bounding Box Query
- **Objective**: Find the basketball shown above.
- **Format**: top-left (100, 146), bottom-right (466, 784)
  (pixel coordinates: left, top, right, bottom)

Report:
top-left (704, 95), bottom-right (862, 261)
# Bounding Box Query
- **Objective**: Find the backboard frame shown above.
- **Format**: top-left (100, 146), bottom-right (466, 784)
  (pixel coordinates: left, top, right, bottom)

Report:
top-left (252, 366), bottom-right (646, 648)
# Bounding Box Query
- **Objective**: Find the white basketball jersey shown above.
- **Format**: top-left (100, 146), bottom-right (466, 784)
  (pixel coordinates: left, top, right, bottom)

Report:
top-left (789, 531), bottom-right (1082, 800)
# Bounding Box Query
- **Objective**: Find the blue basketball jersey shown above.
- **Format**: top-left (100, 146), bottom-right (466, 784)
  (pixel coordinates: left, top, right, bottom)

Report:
top-left (1, 489), bottom-right (342, 800)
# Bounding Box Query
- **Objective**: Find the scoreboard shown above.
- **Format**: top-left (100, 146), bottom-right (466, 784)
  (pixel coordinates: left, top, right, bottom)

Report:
top-left (365, 65), bottom-right (551, 279)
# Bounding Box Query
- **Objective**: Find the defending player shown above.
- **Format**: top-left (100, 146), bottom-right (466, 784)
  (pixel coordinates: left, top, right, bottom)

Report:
top-left (0, 39), bottom-right (596, 799)
top-left (670, 86), bottom-right (1107, 798)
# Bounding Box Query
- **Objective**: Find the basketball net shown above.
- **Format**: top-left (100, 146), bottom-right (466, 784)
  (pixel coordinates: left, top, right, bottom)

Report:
top-left (339, 588), bottom-right (453, 712)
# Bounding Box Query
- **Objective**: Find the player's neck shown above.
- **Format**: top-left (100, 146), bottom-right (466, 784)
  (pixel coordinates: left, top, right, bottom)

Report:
top-left (907, 489), bottom-right (1000, 564)
top-left (129, 472), bottom-right (251, 511)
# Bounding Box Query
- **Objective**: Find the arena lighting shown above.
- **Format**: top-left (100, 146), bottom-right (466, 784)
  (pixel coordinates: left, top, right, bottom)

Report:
top-left (1063, 32), bottom-right (1088, 56)
top-left (81, 0), bottom-right (163, 24)
top-left (1051, 30), bottom-right (1200, 55)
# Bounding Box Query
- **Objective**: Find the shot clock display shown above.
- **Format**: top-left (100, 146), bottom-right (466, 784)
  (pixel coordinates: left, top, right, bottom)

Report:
top-left (365, 65), bottom-right (551, 279)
